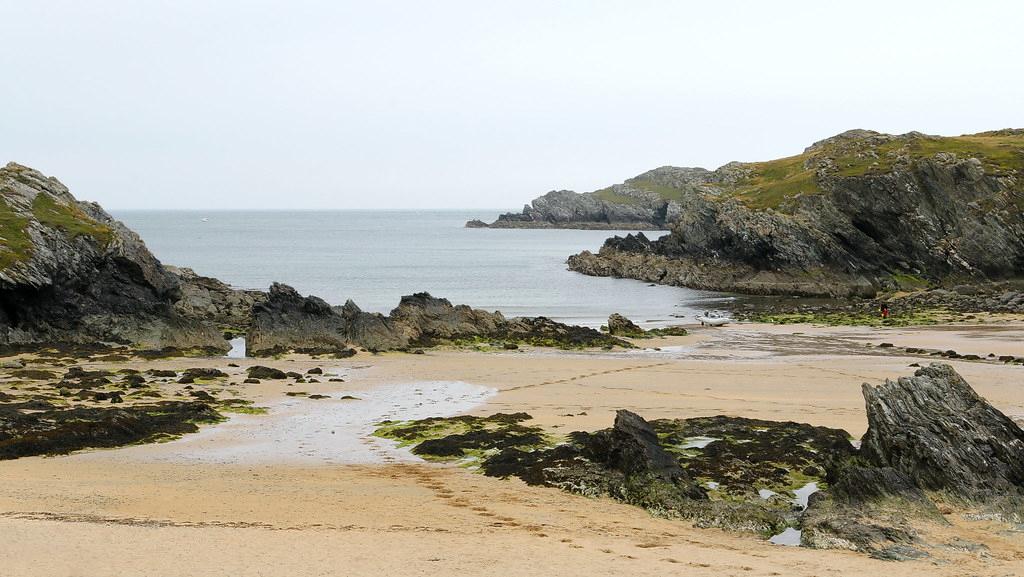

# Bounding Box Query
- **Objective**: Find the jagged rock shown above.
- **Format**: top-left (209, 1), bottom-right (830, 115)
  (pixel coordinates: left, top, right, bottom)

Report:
top-left (804, 363), bottom-right (1024, 555)
top-left (607, 313), bottom-right (645, 337)
top-left (168, 266), bottom-right (266, 333)
top-left (0, 163), bottom-right (229, 351)
top-left (579, 410), bottom-right (707, 500)
top-left (860, 363), bottom-right (1024, 501)
top-left (247, 284), bottom-right (627, 356)
top-left (388, 293), bottom-right (505, 345)
top-left (246, 283), bottom-right (364, 356)
top-left (567, 130), bottom-right (1024, 297)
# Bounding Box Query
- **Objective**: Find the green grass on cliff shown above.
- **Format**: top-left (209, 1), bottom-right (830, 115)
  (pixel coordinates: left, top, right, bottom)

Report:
top-left (834, 134), bottom-right (1024, 177)
top-left (725, 153), bottom-right (819, 210)
top-left (0, 195), bottom-right (33, 270)
top-left (32, 192), bottom-right (113, 246)
top-left (0, 191), bottom-right (114, 270)
top-left (594, 179), bottom-right (691, 205)
top-left (589, 132), bottom-right (1024, 213)
top-left (593, 187), bottom-right (644, 205)
top-left (723, 132), bottom-right (1024, 211)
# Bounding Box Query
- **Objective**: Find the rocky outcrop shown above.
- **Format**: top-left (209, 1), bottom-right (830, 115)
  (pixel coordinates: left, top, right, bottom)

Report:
top-left (606, 313), bottom-right (645, 337)
top-left (0, 163), bottom-right (229, 352)
top-left (169, 266), bottom-right (267, 334)
top-left (860, 363), bottom-right (1024, 501)
top-left (803, 363), bottom-right (1024, 556)
top-left (247, 284), bottom-right (628, 356)
top-left (568, 130), bottom-right (1024, 297)
top-left (247, 283), bottom-right (366, 356)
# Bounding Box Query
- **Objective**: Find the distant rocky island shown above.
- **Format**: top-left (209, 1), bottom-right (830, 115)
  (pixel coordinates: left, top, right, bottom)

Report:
top-left (561, 129), bottom-right (1024, 298)
top-left (0, 162), bottom-right (626, 355)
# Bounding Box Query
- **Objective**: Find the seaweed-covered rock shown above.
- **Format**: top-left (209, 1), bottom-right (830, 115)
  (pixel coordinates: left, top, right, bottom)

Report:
top-left (579, 410), bottom-right (705, 499)
top-left (607, 313), bottom-right (645, 337)
top-left (0, 400), bottom-right (221, 459)
top-left (651, 415), bottom-right (856, 499)
top-left (246, 365), bottom-right (287, 380)
top-left (180, 367), bottom-right (227, 380)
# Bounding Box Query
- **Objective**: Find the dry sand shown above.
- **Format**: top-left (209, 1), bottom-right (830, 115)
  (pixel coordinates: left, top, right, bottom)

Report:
top-left (1, 321), bottom-right (1022, 576)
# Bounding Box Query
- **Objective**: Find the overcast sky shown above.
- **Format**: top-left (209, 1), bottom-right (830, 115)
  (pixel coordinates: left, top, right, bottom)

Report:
top-left (1, 1), bottom-right (1021, 209)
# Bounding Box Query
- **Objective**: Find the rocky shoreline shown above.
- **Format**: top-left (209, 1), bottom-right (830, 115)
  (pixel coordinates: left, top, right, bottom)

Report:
top-left (566, 130), bottom-right (1024, 298)
top-left (376, 363), bottom-right (1024, 558)
top-left (0, 163), bottom-right (633, 358)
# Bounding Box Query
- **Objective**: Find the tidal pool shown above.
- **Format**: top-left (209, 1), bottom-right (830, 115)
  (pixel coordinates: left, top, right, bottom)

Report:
top-left (91, 381), bottom-right (496, 465)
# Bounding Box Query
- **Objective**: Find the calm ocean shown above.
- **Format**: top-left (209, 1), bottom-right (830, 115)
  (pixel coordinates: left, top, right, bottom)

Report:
top-left (113, 210), bottom-right (729, 328)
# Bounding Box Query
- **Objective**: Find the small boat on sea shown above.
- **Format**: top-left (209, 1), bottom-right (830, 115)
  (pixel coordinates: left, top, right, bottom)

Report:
top-left (696, 311), bottom-right (732, 326)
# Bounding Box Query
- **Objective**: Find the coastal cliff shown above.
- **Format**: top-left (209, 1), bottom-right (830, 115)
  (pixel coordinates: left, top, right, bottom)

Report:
top-left (567, 130), bottom-right (1024, 297)
top-left (0, 163), bottom-right (229, 352)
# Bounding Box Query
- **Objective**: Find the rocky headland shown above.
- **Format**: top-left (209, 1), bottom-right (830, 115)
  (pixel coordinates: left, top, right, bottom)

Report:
top-left (566, 130), bottom-right (1024, 298)
top-left (0, 163), bottom-right (230, 353)
top-left (466, 167), bottom-right (724, 229)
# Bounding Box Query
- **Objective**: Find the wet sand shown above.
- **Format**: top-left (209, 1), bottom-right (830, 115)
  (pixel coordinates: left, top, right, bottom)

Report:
top-left (1, 321), bottom-right (1022, 576)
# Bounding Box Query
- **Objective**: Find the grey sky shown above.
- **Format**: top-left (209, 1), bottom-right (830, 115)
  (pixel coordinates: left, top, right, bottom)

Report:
top-left (2, 1), bottom-right (1021, 209)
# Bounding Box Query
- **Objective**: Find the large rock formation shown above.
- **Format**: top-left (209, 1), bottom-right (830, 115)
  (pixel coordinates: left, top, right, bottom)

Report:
top-left (567, 130), bottom-right (1024, 297)
top-left (247, 283), bottom-right (628, 356)
top-left (859, 363), bottom-right (1024, 501)
top-left (169, 266), bottom-right (267, 335)
top-left (803, 363), bottom-right (1024, 556)
top-left (0, 163), bottom-right (228, 352)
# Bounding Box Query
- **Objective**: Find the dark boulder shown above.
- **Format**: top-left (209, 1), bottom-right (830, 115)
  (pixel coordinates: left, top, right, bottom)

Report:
top-left (607, 313), bottom-right (645, 337)
top-left (246, 365), bottom-right (287, 380)
top-left (580, 410), bottom-right (703, 498)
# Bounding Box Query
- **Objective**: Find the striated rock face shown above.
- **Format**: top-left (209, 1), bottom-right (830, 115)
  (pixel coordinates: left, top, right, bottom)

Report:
top-left (0, 163), bottom-right (228, 352)
top-left (860, 363), bottom-right (1024, 501)
top-left (247, 284), bottom-right (628, 356)
top-left (568, 130), bottom-right (1024, 297)
top-left (803, 363), bottom-right (1024, 557)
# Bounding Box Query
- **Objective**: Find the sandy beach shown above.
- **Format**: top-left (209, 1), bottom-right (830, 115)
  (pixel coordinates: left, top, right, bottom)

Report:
top-left (1, 321), bottom-right (1022, 576)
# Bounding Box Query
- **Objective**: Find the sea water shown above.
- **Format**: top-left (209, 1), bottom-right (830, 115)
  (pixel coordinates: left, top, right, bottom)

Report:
top-left (115, 209), bottom-right (729, 327)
